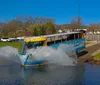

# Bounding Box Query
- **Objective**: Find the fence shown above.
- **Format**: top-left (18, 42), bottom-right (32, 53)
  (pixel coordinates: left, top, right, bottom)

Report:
top-left (86, 34), bottom-right (100, 41)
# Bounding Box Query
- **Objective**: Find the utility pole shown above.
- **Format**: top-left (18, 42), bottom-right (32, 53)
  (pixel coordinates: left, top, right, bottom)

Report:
top-left (78, 1), bottom-right (80, 29)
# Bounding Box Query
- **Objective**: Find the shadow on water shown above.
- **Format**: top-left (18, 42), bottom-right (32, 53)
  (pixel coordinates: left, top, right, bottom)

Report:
top-left (77, 51), bottom-right (88, 58)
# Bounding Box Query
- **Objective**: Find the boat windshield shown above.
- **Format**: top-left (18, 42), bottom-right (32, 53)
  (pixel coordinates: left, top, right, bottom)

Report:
top-left (26, 41), bottom-right (44, 49)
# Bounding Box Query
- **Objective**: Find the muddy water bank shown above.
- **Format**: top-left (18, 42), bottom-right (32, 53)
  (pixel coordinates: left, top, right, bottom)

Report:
top-left (78, 42), bottom-right (100, 65)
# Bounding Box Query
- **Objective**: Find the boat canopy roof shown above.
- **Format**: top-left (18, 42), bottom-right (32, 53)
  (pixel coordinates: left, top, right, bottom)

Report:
top-left (24, 32), bottom-right (80, 43)
top-left (43, 32), bottom-right (80, 37)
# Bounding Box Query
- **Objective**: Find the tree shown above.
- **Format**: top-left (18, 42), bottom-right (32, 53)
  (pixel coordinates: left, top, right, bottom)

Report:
top-left (89, 23), bottom-right (100, 32)
top-left (28, 24), bottom-right (41, 36)
top-left (28, 22), bottom-right (56, 36)
top-left (1, 15), bottom-right (56, 37)
top-left (45, 22), bottom-right (57, 34)
top-left (2, 19), bottom-right (23, 36)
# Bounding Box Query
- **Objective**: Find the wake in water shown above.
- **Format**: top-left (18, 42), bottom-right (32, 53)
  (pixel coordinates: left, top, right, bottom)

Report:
top-left (27, 44), bottom-right (77, 66)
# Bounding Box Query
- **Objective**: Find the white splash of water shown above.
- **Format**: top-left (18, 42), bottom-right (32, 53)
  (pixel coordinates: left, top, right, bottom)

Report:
top-left (0, 46), bottom-right (20, 65)
top-left (27, 44), bottom-right (77, 66)
top-left (0, 44), bottom-right (77, 66)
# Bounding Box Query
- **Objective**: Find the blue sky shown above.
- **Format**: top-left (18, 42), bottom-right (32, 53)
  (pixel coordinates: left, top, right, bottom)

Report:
top-left (0, 0), bottom-right (100, 25)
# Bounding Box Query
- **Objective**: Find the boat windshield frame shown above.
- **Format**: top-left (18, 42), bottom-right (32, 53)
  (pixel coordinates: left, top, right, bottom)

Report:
top-left (25, 41), bottom-right (44, 49)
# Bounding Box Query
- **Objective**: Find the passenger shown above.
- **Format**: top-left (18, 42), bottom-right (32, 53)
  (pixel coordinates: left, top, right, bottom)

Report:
top-left (27, 43), bottom-right (33, 49)
top-left (29, 54), bottom-right (34, 61)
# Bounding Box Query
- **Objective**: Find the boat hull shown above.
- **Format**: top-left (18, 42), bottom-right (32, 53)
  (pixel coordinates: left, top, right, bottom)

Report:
top-left (23, 60), bottom-right (47, 67)
top-left (18, 54), bottom-right (47, 67)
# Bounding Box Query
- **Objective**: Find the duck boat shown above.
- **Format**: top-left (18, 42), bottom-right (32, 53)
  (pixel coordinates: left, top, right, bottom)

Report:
top-left (18, 32), bottom-right (86, 67)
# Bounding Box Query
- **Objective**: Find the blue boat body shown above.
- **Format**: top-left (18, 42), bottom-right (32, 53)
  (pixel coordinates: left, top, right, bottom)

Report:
top-left (24, 60), bottom-right (47, 65)
top-left (18, 38), bottom-right (86, 67)
top-left (50, 38), bottom-right (86, 52)
top-left (18, 54), bottom-right (47, 67)
top-left (18, 41), bottom-right (47, 67)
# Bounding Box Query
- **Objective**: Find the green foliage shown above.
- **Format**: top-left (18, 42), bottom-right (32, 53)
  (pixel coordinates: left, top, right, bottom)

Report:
top-left (28, 22), bottom-right (56, 36)
top-left (1, 15), bottom-right (56, 37)
top-left (93, 53), bottom-right (100, 60)
top-left (29, 24), bottom-right (41, 36)
top-left (86, 41), bottom-right (89, 44)
top-left (45, 22), bottom-right (56, 34)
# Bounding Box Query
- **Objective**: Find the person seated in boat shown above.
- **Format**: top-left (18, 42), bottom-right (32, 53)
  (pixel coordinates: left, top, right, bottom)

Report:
top-left (33, 41), bottom-right (44, 49)
top-left (26, 41), bottom-right (44, 50)
top-left (29, 54), bottom-right (36, 61)
top-left (27, 42), bottom-right (33, 49)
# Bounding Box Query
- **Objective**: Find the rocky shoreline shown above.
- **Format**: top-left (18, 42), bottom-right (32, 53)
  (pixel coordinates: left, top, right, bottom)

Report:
top-left (86, 59), bottom-right (100, 65)
top-left (78, 41), bottom-right (100, 65)
top-left (78, 56), bottom-right (100, 65)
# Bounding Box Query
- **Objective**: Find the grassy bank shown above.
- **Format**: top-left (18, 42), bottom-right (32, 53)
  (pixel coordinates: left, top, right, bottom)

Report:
top-left (0, 42), bottom-right (22, 51)
top-left (86, 41), bottom-right (89, 44)
top-left (93, 53), bottom-right (100, 60)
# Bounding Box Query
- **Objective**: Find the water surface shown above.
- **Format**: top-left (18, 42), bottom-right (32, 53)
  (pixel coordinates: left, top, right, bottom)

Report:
top-left (0, 63), bottom-right (99, 85)
top-left (0, 46), bottom-right (100, 85)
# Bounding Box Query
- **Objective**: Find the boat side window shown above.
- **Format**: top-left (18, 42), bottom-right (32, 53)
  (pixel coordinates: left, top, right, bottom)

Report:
top-left (47, 39), bottom-right (62, 46)
top-left (74, 34), bottom-right (78, 39)
top-left (55, 40), bottom-right (61, 43)
top-left (62, 36), bottom-right (67, 42)
top-left (27, 42), bottom-right (33, 49)
top-left (26, 41), bottom-right (44, 49)
top-left (47, 41), bottom-right (54, 46)
top-left (67, 34), bottom-right (74, 40)
top-left (34, 41), bottom-right (44, 47)
top-left (75, 33), bottom-right (82, 39)
top-left (47, 33), bottom-right (82, 45)
top-left (67, 33), bottom-right (81, 41)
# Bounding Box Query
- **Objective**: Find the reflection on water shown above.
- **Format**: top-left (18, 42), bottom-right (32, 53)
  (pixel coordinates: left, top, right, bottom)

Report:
top-left (0, 63), bottom-right (100, 85)
top-left (0, 63), bottom-right (85, 85)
